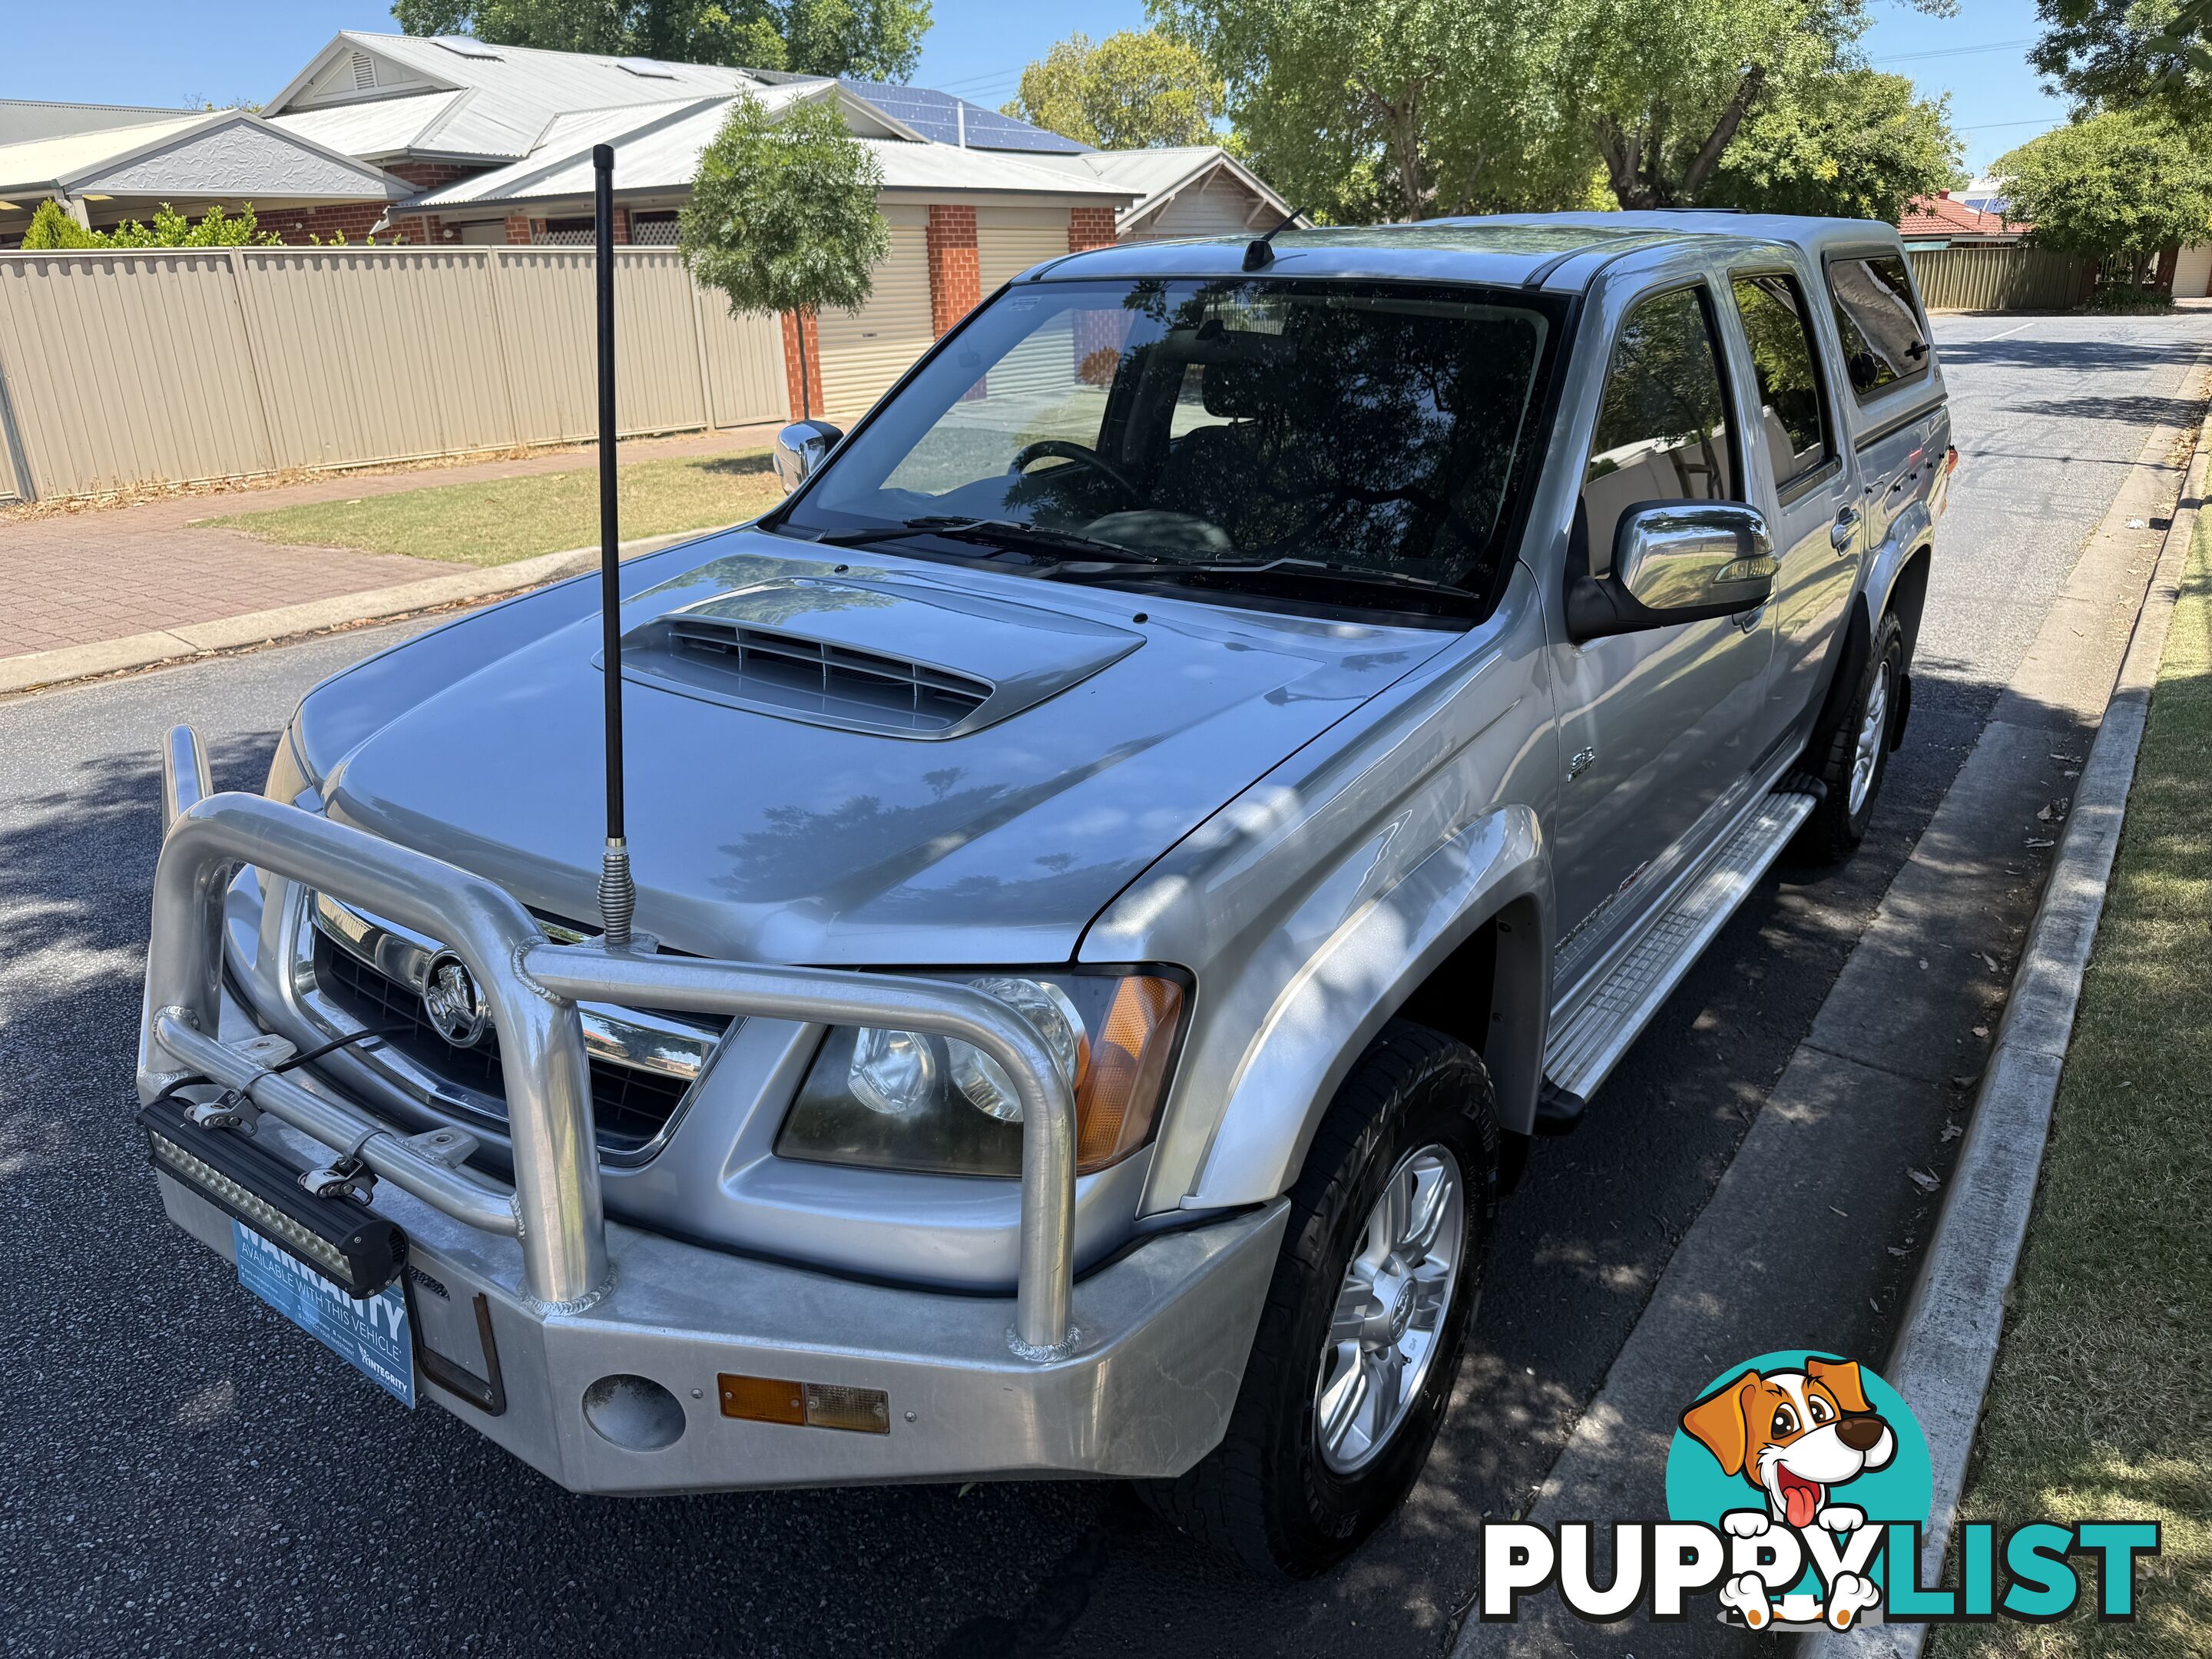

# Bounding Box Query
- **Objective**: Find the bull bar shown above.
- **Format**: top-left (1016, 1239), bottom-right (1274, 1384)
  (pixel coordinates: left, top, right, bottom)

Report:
top-left (141, 727), bottom-right (1083, 1356)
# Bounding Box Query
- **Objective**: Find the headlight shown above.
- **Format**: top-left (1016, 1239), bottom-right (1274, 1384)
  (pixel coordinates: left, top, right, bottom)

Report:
top-left (776, 971), bottom-right (1186, 1177)
top-left (262, 718), bottom-right (320, 810)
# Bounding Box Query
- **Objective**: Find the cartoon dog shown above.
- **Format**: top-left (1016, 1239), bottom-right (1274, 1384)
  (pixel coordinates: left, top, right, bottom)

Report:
top-left (1681, 1357), bottom-right (1898, 1631)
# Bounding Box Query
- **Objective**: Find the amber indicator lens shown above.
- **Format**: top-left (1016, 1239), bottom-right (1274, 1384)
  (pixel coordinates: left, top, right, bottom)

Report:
top-left (717, 1373), bottom-right (891, 1433)
top-left (1075, 975), bottom-right (1184, 1172)
top-left (717, 1373), bottom-right (804, 1425)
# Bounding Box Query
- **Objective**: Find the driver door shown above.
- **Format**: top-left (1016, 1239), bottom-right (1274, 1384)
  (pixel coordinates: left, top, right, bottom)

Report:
top-left (1546, 282), bottom-right (1777, 986)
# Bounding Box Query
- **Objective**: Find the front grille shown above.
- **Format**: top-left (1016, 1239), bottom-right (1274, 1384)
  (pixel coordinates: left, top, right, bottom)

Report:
top-left (313, 935), bottom-right (690, 1153)
top-left (666, 618), bottom-right (991, 733)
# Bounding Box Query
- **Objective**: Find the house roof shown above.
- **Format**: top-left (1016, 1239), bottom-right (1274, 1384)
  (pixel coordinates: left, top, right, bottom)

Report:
top-left (1015, 146), bottom-right (1298, 230)
top-left (835, 80), bottom-right (1088, 154)
top-left (266, 32), bottom-right (1081, 164)
top-left (1901, 192), bottom-right (2025, 240)
top-left (395, 94), bottom-right (1134, 214)
top-left (0, 98), bottom-right (191, 147)
top-left (0, 108), bottom-right (403, 204)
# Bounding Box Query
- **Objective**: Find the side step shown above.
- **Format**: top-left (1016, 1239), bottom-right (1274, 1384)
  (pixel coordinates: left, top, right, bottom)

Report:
top-left (1543, 788), bottom-right (1820, 1104)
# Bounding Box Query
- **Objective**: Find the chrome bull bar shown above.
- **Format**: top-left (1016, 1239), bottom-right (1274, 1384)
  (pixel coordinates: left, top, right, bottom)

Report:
top-left (141, 727), bottom-right (1081, 1355)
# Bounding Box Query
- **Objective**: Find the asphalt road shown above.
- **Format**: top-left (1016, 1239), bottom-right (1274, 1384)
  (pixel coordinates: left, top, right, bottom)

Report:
top-left (2, 313), bottom-right (2204, 1658)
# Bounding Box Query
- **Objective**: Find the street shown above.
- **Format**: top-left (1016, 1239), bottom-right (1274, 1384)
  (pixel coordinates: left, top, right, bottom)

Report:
top-left (1, 313), bottom-right (2203, 1657)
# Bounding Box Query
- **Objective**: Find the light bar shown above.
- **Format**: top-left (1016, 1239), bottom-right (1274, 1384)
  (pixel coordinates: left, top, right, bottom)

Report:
top-left (139, 1098), bottom-right (407, 1299)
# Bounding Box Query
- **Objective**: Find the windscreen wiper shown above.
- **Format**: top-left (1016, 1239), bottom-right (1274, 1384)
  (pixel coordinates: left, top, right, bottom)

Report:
top-left (810, 516), bottom-right (1131, 559)
top-left (1038, 554), bottom-right (1479, 610)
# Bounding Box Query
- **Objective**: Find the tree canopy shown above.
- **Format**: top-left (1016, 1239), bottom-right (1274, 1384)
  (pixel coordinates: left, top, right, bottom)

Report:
top-left (1153, 0), bottom-right (1961, 220)
top-left (1002, 30), bottom-right (1224, 150)
top-left (1154, 0), bottom-right (1593, 223)
top-left (2031, 0), bottom-right (2212, 121)
top-left (1705, 67), bottom-right (1964, 220)
top-left (390, 0), bottom-right (933, 81)
top-left (679, 93), bottom-right (889, 415)
top-left (1995, 109), bottom-right (2212, 281)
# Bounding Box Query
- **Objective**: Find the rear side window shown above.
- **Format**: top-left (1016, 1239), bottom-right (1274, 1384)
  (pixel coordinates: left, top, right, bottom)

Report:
top-left (1826, 254), bottom-right (1929, 400)
top-left (1581, 286), bottom-right (1737, 572)
top-left (1730, 273), bottom-right (1833, 490)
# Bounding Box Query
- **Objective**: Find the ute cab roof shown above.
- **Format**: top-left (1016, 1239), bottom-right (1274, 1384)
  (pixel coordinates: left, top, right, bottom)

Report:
top-left (1024, 210), bottom-right (1909, 296)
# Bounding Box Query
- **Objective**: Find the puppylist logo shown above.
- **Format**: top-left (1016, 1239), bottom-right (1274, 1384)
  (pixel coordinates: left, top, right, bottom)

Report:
top-left (1479, 1350), bottom-right (2161, 1631)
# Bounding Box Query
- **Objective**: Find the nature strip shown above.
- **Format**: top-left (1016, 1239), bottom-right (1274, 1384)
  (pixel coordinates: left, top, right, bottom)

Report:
top-left (1802, 409), bottom-right (2212, 1659)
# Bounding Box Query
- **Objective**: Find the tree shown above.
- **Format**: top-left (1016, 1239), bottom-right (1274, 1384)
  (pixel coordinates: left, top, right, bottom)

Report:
top-left (1003, 30), bottom-right (1224, 149)
top-left (1545, 0), bottom-right (1959, 211)
top-left (1155, 0), bottom-right (1593, 222)
top-left (21, 200), bottom-right (282, 249)
top-left (1706, 68), bottom-right (1964, 220)
top-left (679, 93), bottom-right (889, 417)
top-left (2031, 0), bottom-right (2212, 121)
top-left (391, 0), bottom-right (933, 81)
top-left (1995, 109), bottom-right (2212, 284)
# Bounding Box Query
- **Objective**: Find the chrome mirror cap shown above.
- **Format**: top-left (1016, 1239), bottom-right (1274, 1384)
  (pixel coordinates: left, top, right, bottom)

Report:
top-left (1567, 501), bottom-right (1777, 641)
top-left (1616, 502), bottom-right (1775, 611)
top-left (772, 419), bottom-right (843, 494)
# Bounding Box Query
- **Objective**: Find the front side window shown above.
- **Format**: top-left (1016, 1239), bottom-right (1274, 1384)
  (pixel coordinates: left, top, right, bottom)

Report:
top-left (1730, 272), bottom-right (1833, 489)
top-left (1580, 286), bottom-right (1737, 574)
top-left (777, 278), bottom-right (1565, 622)
top-left (1826, 253), bottom-right (1929, 399)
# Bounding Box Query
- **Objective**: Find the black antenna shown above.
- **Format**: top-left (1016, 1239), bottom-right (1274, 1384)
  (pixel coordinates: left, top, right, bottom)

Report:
top-left (1242, 207), bottom-right (1303, 271)
top-left (592, 143), bottom-right (634, 952)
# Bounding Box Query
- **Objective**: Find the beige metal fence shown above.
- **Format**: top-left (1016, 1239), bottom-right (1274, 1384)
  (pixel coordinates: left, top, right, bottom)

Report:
top-left (0, 245), bottom-right (789, 504)
top-left (1906, 244), bottom-right (2093, 313)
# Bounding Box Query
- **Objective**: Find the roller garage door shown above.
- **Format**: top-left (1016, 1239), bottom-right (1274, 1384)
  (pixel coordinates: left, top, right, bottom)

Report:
top-left (978, 206), bottom-right (1071, 294)
top-left (816, 203), bottom-right (933, 417)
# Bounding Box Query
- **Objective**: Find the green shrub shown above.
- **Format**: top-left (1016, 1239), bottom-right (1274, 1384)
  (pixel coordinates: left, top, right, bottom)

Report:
top-left (18, 198), bottom-right (281, 249)
top-left (2084, 281), bottom-right (2177, 313)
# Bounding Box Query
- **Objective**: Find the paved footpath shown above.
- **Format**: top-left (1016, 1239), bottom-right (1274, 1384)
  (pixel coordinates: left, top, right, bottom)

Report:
top-left (0, 423), bottom-right (777, 661)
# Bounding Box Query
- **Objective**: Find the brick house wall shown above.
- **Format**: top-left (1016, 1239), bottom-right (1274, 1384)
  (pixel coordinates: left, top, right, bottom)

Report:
top-left (1068, 206), bottom-right (1118, 252)
top-left (926, 204), bottom-right (980, 336)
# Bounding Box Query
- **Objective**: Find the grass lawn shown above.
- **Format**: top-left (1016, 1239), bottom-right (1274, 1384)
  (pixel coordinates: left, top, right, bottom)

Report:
top-left (1931, 521), bottom-right (2212, 1656)
top-left (200, 449), bottom-right (781, 567)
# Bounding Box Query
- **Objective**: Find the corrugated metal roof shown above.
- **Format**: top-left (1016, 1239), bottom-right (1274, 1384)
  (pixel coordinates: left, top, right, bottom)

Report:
top-left (1015, 147), bottom-right (1295, 229)
top-left (267, 91), bottom-right (467, 159)
top-left (267, 31), bottom-right (768, 162)
top-left (400, 93), bottom-right (1131, 211)
top-left (0, 99), bottom-right (189, 147)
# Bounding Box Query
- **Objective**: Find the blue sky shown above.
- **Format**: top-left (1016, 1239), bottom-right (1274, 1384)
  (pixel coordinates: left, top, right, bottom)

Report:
top-left (8, 0), bottom-right (2063, 175)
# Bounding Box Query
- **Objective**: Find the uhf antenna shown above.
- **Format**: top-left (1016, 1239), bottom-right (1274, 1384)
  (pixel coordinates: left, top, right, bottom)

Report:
top-left (592, 143), bottom-right (635, 951)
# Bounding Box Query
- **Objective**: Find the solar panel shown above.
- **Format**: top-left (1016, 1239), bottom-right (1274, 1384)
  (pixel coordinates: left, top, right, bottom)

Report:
top-left (839, 79), bottom-right (1089, 154)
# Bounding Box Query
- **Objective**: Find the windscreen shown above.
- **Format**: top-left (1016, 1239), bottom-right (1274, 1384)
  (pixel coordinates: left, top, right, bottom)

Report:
top-left (781, 278), bottom-right (1562, 616)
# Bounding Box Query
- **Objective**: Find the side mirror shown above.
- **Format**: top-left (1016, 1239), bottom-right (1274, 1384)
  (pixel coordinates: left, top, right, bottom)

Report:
top-left (1565, 502), bottom-right (1777, 641)
top-left (773, 419), bottom-right (844, 494)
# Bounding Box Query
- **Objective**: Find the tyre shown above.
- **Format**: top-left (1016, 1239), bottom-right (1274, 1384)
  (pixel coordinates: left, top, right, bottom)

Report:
top-left (1799, 610), bottom-right (1905, 863)
top-left (1141, 1019), bottom-right (1500, 1576)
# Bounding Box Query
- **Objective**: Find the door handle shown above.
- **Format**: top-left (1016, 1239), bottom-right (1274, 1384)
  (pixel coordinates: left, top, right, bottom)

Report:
top-left (1830, 507), bottom-right (1861, 551)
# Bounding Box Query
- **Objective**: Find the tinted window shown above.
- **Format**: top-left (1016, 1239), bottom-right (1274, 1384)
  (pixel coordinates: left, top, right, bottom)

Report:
top-left (786, 279), bottom-right (1561, 618)
top-left (1731, 273), bottom-right (1833, 488)
top-left (1826, 254), bottom-right (1929, 399)
top-left (1581, 286), bottom-right (1737, 574)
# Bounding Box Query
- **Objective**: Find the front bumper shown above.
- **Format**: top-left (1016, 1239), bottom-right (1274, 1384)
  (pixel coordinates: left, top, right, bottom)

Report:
top-left (141, 730), bottom-right (1281, 1489)
top-left (153, 1129), bottom-right (1284, 1490)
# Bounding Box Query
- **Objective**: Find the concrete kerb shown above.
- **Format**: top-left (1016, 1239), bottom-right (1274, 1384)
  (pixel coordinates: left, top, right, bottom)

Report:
top-left (1801, 412), bottom-right (2211, 1659)
top-left (0, 528), bottom-right (703, 699)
